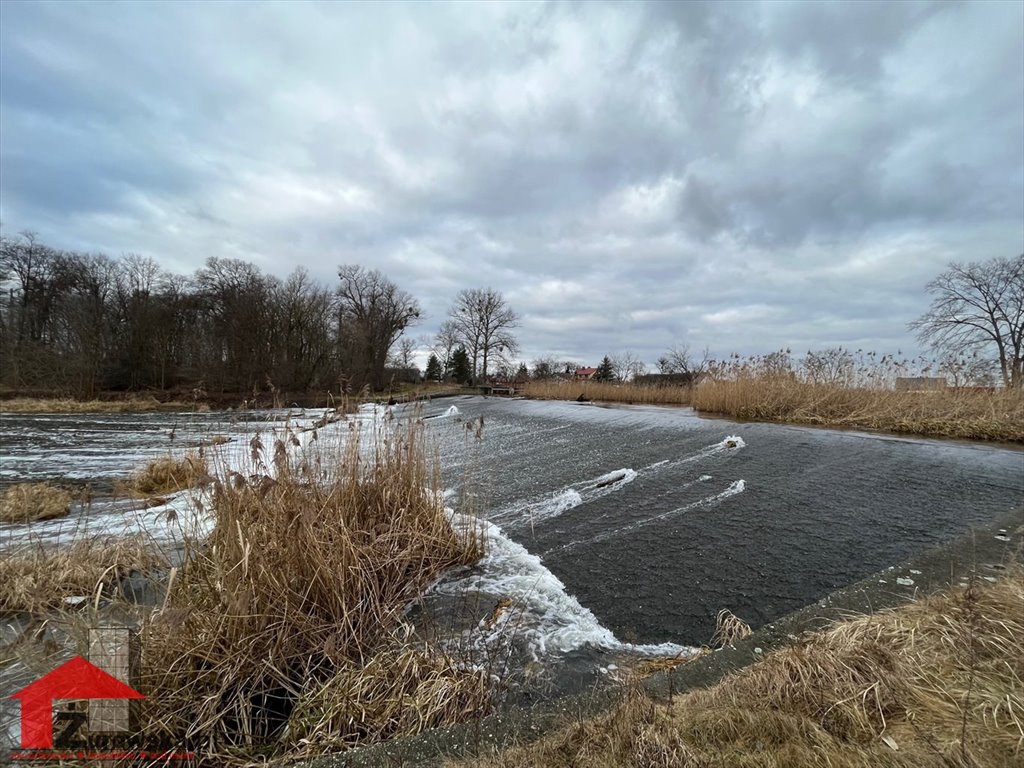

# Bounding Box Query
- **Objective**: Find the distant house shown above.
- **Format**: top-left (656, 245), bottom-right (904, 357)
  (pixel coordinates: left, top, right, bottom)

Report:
top-left (895, 376), bottom-right (947, 392)
top-left (574, 367), bottom-right (598, 380)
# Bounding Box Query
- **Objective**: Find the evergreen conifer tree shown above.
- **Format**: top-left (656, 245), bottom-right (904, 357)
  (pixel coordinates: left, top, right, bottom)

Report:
top-left (425, 353), bottom-right (443, 381)
top-left (595, 355), bottom-right (615, 382)
top-left (450, 346), bottom-right (472, 384)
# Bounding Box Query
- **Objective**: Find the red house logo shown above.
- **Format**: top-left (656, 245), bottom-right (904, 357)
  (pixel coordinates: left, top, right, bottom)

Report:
top-left (10, 656), bottom-right (144, 750)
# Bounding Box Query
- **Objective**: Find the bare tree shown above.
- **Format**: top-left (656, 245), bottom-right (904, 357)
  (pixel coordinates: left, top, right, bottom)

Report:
top-left (389, 336), bottom-right (417, 369)
top-left (433, 319), bottom-right (461, 375)
top-left (910, 255), bottom-right (1023, 389)
top-left (657, 344), bottom-right (711, 380)
top-left (446, 288), bottom-right (519, 380)
top-left (531, 356), bottom-right (559, 379)
top-left (336, 265), bottom-right (420, 391)
top-left (612, 351), bottom-right (646, 382)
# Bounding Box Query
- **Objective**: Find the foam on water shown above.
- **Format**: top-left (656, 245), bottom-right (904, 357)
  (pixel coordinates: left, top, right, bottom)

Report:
top-left (439, 512), bottom-right (693, 659)
top-left (491, 466), bottom-right (637, 526)
top-left (553, 478), bottom-right (747, 553)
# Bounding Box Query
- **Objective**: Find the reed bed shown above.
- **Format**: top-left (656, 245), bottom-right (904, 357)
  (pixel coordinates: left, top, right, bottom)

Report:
top-left (692, 377), bottom-right (1024, 442)
top-left (522, 380), bottom-right (692, 405)
top-left (0, 482), bottom-right (73, 523)
top-left (136, 418), bottom-right (489, 764)
top-left (459, 568), bottom-right (1024, 768)
top-left (521, 371), bottom-right (1023, 442)
top-left (0, 535), bottom-right (168, 613)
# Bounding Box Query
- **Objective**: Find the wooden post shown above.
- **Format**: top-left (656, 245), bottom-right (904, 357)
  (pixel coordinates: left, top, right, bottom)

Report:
top-left (88, 626), bottom-right (139, 735)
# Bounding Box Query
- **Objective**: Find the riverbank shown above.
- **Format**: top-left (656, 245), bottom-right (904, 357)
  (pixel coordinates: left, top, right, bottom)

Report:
top-left (298, 507), bottom-right (1024, 767)
top-left (461, 565), bottom-right (1024, 768)
top-left (0, 385), bottom-right (468, 413)
top-left (521, 379), bottom-right (1024, 442)
top-left (1, 417), bottom-right (493, 766)
top-left (0, 396), bottom-right (199, 413)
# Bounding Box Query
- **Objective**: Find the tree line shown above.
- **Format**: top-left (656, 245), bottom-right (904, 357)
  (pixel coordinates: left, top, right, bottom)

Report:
top-left (0, 231), bottom-right (520, 399)
top-left (2, 230), bottom-right (1018, 397)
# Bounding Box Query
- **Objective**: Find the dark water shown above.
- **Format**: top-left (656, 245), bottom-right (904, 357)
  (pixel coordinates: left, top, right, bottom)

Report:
top-left (420, 397), bottom-right (1023, 646)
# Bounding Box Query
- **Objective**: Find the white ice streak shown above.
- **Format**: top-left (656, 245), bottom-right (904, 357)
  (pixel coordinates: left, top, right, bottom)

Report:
top-left (491, 467), bottom-right (637, 526)
top-left (0, 489), bottom-right (212, 550)
top-left (440, 512), bottom-right (692, 659)
top-left (556, 479), bottom-right (746, 552)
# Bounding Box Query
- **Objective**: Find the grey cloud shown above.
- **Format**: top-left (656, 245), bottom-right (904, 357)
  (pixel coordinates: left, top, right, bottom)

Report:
top-left (1, 0), bottom-right (1021, 368)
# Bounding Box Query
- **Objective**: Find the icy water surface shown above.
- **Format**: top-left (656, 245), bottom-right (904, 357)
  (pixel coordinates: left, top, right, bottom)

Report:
top-left (1, 397), bottom-right (1022, 685)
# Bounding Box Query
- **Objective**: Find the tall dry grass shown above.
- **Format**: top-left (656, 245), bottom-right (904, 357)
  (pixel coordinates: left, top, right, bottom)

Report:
top-left (0, 482), bottom-right (73, 523)
top-left (0, 535), bottom-right (168, 612)
top-left (0, 397), bottom-right (193, 413)
top-left (692, 377), bottom-right (1024, 442)
top-left (136, 418), bottom-right (489, 764)
top-left (521, 357), bottom-right (1024, 442)
top-left (459, 568), bottom-right (1024, 768)
top-left (522, 380), bottom-right (692, 405)
top-left (122, 454), bottom-right (210, 496)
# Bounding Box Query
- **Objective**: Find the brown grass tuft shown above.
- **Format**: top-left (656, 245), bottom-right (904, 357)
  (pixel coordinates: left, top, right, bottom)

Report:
top-left (712, 608), bottom-right (753, 648)
top-left (458, 569), bottom-right (1024, 768)
top-left (137, 419), bottom-right (487, 764)
top-left (0, 535), bottom-right (169, 613)
top-left (288, 647), bottom-right (490, 750)
top-left (0, 482), bottom-right (73, 523)
top-left (124, 454), bottom-right (208, 496)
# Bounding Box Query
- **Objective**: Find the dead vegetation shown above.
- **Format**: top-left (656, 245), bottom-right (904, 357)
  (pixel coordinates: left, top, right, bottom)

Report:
top-left (458, 569), bottom-right (1024, 768)
top-left (523, 380), bottom-right (693, 406)
top-left (0, 397), bottom-right (193, 413)
top-left (692, 377), bottom-right (1024, 442)
top-left (522, 375), bottom-right (1024, 442)
top-left (0, 535), bottom-right (168, 613)
top-left (0, 482), bottom-right (73, 523)
top-left (136, 419), bottom-right (489, 764)
top-left (710, 608), bottom-right (753, 648)
top-left (122, 454), bottom-right (209, 496)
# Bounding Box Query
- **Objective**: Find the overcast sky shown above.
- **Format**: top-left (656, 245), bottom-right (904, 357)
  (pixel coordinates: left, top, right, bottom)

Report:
top-left (2, 0), bottom-right (1022, 368)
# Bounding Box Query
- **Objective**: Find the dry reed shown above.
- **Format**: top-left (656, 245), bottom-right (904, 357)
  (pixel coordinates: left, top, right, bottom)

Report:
top-left (0, 397), bottom-right (193, 413)
top-left (692, 377), bottom-right (1024, 442)
top-left (522, 380), bottom-right (692, 406)
top-left (458, 569), bottom-right (1024, 768)
top-left (522, 376), bottom-right (1023, 442)
top-left (0, 535), bottom-right (168, 613)
top-left (0, 482), bottom-right (73, 523)
top-left (123, 454), bottom-right (209, 496)
top-left (711, 608), bottom-right (753, 648)
top-left (136, 418), bottom-right (488, 764)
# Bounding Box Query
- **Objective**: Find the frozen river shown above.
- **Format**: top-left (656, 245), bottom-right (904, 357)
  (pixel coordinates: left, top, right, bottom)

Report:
top-left (2, 396), bottom-right (1022, 693)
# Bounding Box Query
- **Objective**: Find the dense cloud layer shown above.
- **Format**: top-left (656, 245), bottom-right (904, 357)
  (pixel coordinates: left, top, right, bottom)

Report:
top-left (2, 0), bottom-right (1021, 367)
